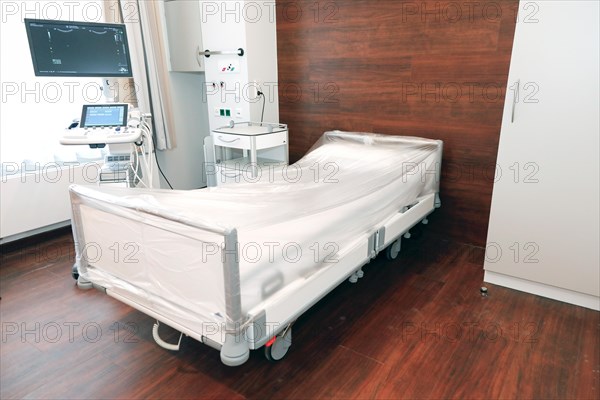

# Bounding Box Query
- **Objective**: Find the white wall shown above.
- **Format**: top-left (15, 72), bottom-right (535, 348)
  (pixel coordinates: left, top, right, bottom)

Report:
top-left (0, 0), bottom-right (111, 242)
top-left (0, 164), bottom-right (100, 243)
top-left (155, 72), bottom-right (210, 189)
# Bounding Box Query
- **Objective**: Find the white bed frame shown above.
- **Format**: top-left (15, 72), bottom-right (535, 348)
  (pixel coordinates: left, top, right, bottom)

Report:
top-left (70, 140), bottom-right (443, 366)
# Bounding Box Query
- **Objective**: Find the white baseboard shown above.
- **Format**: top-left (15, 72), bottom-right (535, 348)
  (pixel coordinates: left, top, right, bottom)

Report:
top-left (484, 271), bottom-right (600, 311)
top-left (0, 220), bottom-right (71, 245)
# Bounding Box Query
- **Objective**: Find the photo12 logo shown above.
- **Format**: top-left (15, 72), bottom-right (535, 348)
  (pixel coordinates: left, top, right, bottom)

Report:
top-left (399, 1), bottom-right (505, 23)
top-left (1, 162), bottom-right (102, 184)
top-left (1, 80), bottom-right (141, 105)
top-left (397, 2), bottom-right (540, 24)
top-left (400, 321), bottom-right (540, 343)
top-left (1, 321), bottom-right (139, 344)
top-left (1, 1), bottom-right (141, 23)
top-left (201, 1), bottom-right (276, 23)
top-left (400, 81), bottom-right (540, 105)
top-left (485, 242), bottom-right (540, 264)
top-left (203, 81), bottom-right (340, 105)
top-left (199, 2), bottom-right (339, 24)
top-left (199, 241), bottom-right (340, 265)
top-left (204, 161), bottom-right (340, 185)
top-left (1, 1), bottom-right (103, 23)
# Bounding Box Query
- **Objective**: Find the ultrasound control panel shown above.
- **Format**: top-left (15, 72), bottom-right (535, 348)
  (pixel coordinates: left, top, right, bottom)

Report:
top-left (60, 104), bottom-right (142, 145)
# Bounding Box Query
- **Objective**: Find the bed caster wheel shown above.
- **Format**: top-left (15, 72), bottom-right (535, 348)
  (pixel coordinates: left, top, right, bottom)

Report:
top-left (71, 264), bottom-right (79, 280)
top-left (77, 278), bottom-right (93, 290)
top-left (422, 218), bottom-right (429, 225)
top-left (386, 239), bottom-right (401, 260)
top-left (348, 273), bottom-right (359, 284)
top-left (404, 231), bottom-right (411, 239)
top-left (264, 327), bottom-right (292, 362)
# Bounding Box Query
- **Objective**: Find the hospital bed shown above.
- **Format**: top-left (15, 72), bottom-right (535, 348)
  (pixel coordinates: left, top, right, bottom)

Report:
top-left (69, 130), bottom-right (443, 366)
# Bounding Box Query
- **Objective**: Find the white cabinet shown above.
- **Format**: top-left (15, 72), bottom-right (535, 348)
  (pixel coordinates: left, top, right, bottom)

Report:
top-left (164, 0), bottom-right (204, 72)
top-left (206, 122), bottom-right (288, 186)
top-left (484, 1), bottom-right (599, 310)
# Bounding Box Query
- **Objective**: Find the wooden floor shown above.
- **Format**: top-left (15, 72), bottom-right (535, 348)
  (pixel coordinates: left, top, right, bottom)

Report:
top-left (1, 226), bottom-right (598, 400)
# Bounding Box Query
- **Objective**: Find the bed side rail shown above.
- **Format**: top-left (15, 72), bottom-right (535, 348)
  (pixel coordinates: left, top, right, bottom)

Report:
top-left (220, 229), bottom-right (249, 366)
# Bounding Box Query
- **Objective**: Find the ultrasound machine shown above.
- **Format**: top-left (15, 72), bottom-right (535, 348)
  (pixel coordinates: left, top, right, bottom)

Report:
top-left (60, 103), bottom-right (147, 186)
top-left (25, 18), bottom-right (154, 188)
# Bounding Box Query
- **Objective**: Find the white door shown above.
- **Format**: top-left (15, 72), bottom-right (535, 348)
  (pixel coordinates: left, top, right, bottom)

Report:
top-left (484, 1), bottom-right (599, 307)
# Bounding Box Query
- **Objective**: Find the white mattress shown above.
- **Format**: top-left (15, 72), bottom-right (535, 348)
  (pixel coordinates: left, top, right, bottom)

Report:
top-left (71, 131), bottom-right (442, 331)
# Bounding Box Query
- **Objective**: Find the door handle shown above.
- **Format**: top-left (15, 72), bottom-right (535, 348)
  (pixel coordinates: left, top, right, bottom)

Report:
top-left (511, 79), bottom-right (520, 123)
top-left (218, 136), bottom-right (241, 144)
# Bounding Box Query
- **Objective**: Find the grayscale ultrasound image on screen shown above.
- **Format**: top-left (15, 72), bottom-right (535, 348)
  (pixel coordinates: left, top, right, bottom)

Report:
top-left (25, 19), bottom-right (133, 77)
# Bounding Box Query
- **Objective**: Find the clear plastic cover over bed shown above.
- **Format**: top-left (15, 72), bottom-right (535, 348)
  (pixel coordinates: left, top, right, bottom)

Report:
top-left (70, 131), bottom-right (442, 337)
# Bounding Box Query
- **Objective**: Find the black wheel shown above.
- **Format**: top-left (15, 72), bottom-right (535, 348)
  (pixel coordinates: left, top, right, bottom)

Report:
top-left (264, 328), bottom-right (292, 362)
top-left (386, 240), bottom-right (401, 260)
top-left (71, 264), bottom-right (79, 280)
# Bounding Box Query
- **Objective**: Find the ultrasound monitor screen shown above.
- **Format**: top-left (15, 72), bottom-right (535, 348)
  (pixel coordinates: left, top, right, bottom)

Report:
top-left (81, 104), bottom-right (128, 128)
top-left (25, 19), bottom-right (133, 77)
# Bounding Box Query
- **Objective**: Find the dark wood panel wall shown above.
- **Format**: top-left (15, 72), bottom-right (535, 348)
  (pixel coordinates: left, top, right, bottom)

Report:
top-left (276, 0), bottom-right (518, 247)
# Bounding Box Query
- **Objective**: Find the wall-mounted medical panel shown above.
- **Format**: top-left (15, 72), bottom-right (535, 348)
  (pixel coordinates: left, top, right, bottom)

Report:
top-left (200, 0), bottom-right (279, 132)
top-left (164, 0), bottom-right (204, 72)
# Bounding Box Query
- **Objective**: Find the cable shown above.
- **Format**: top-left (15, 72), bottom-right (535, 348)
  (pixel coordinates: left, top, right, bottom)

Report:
top-left (137, 123), bottom-right (152, 187)
top-left (258, 90), bottom-right (266, 123)
top-left (131, 145), bottom-right (147, 188)
top-left (154, 152), bottom-right (173, 190)
top-left (151, 135), bottom-right (174, 189)
top-left (139, 136), bottom-right (150, 186)
top-left (139, 114), bottom-right (174, 190)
